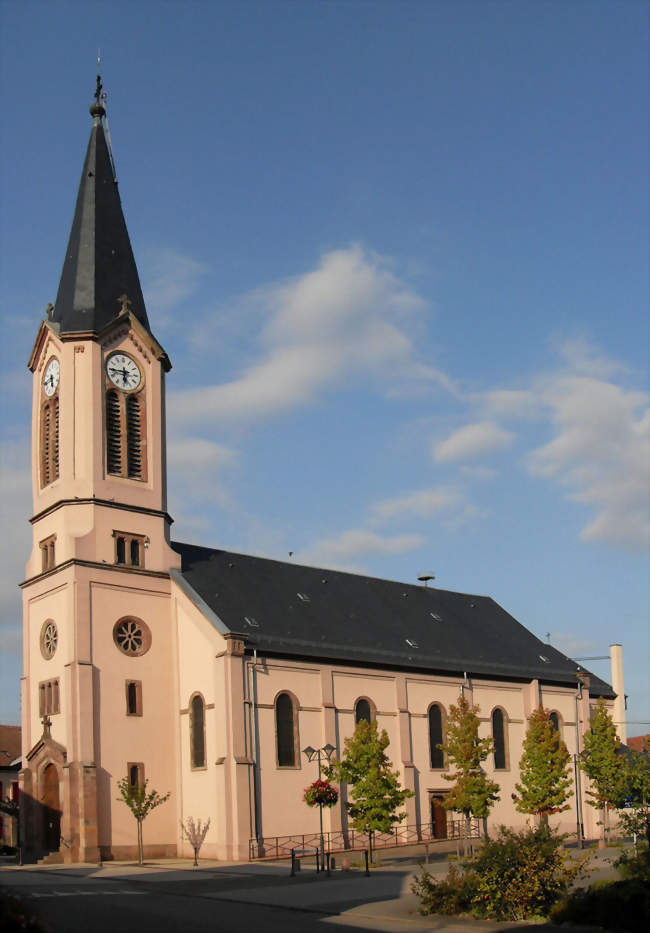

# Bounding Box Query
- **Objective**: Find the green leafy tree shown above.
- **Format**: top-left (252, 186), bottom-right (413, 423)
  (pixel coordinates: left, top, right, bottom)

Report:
top-left (440, 694), bottom-right (500, 851)
top-left (116, 777), bottom-right (170, 865)
top-left (579, 698), bottom-right (627, 842)
top-left (512, 706), bottom-right (573, 823)
top-left (618, 740), bottom-right (650, 846)
top-left (327, 719), bottom-right (413, 864)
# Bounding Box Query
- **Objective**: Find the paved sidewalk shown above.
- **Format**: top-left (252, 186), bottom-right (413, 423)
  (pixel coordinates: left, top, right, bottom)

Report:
top-left (0, 843), bottom-right (624, 932)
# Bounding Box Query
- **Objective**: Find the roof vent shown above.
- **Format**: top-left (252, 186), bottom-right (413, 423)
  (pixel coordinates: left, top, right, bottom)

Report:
top-left (405, 638), bottom-right (419, 648)
top-left (244, 616), bottom-right (259, 628)
top-left (539, 654), bottom-right (550, 663)
top-left (430, 612), bottom-right (442, 622)
top-left (321, 578), bottom-right (328, 584)
top-left (297, 592), bottom-right (310, 602)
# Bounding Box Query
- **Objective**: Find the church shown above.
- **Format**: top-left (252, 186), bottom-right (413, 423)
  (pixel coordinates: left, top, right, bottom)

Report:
top-left (19, 83), bottom-right (623, 864)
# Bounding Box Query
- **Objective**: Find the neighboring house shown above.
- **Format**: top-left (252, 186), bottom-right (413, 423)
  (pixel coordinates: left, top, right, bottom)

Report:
top-left (0, 724), bottom-right (21, 848)
top-left (20, 83), bottom-right (622, 864)
top-left (627, 735), bottom-right (650, 754)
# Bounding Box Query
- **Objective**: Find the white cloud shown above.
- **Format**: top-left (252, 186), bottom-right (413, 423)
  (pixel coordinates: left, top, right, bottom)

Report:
top-left (141, 247), bottom-right (207, 315)
top-left (300, 528), bottom-right (424, 570)
top-left (433, 421), bottom-right (514, 463)
top-left (167, 435), bottom-right (238, 518)
top-left (370, 486), bottom-right (461, 523)
top-left (528, 374), bottom-right (649, 549)
top-left (481, 389), bottom-right (537, 417)
top-left (169, 246), bottom-right (454, 423)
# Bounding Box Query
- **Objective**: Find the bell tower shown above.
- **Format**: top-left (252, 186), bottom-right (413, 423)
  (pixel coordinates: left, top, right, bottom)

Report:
top-left (20, 78), bottom-right (180, 863)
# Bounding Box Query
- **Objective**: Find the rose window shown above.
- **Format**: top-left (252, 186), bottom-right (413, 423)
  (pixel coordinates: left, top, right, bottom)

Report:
top-left (40, 620), bottom-right (58, 659)
top-left (113, 617), bottom-right (151, 657)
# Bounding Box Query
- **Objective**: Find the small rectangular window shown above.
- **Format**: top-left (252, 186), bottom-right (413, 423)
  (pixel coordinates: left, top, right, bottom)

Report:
top-left (125, 680), bottom-right (142, 716)
top-left (38, 679), bottom-right (60, 715)
top-left (40, 536), bottom-right (56, 572)
top-left (113, 531), bottom-right (145, 568)
top-left (127, 762), bottom-right (145, 788)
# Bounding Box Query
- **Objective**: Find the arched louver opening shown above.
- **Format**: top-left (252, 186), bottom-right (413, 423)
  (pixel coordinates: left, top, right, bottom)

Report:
top-left (126, 394), bottom-right (143, 479)
top-left (190, 694), bottom-right (206, 769)
top-left (549, 711), bottom-right (560, 731)
top-left (40, 399), bottom-right (60, 487)
top-left (492, 708), bottom-right (508, 769)
top-left (428, 704), bottom-right (445, 768)
top-left (106, 389), bottom-right (122, 475)
top-left (275, 693), bottom-right (297, 767)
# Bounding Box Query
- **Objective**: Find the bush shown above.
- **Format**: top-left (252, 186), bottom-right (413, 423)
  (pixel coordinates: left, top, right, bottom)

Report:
top-left (469, 824), bottom-right (587, 921)
top-left (411, 863), bottom-right (476, 915)
top-left (615, 845), bottom-right (650, 881)
top-left (412, 824), bottom-right (587, 922)
top-left (550, 879), bottom-right (650, 932)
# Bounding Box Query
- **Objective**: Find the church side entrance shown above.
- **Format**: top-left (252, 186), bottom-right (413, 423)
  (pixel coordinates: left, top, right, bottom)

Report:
top-left (42, 763), bottom-right (61, 852)
top-left (430, 793), bottom-right (448, 839)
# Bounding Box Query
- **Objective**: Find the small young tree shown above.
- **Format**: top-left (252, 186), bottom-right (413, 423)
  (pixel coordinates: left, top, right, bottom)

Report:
top-left (440, 694), bottom-right (500, 852)
top-left (327, 719), bottom-right (413, 864)
top-left (618, 740), bottom-right (650, 846)
top-left (579, 698), bottom-right (627, 842)
top-left (512, 706), bottom-right (573, 824)
top-left (180, 816), bottom-right (211, 866)
top-left (116, 777), bottom-right (170, 865)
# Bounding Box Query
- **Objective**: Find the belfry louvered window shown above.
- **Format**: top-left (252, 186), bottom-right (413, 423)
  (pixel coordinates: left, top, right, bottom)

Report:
top-left (105, 388), bottom-right (146, 480)
top-left (40, 398), bottom-right (60, 487)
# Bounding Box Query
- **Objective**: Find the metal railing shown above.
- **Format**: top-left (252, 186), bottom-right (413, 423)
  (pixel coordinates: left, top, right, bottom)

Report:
top-left (248, 818), bottom-right (481, 860)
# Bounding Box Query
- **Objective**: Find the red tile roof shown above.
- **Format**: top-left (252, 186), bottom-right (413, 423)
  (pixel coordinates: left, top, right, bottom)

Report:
top-left (0, 725), bottom-right (21, 763)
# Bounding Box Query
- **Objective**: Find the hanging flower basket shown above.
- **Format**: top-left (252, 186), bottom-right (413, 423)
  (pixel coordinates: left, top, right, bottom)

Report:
top-left (304, 779), bottom-right (339, 808)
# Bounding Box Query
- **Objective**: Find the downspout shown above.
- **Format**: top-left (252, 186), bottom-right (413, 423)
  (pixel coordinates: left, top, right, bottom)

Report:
top-left (574, 675), bottom-right (584, 849)
top-left (247, 650), bottom-right (261, 846)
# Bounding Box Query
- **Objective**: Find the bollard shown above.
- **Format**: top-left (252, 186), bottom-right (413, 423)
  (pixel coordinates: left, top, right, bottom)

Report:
top-left (330, 856), bottom-right (336, 872)
top-left (326, 852), bottom-right (331, 876)
top-left (315, 849), bottom-right (320, 873)
top-left (290, 848), bottom-right (296, 877)
top-left (424, 843), bottom-right (429, 865)
top-left (364, 848), bottom-right (370, 876)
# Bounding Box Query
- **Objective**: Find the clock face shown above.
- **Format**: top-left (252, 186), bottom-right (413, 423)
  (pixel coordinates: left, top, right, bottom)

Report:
top-left (43, 358), bottom-right (60, 397)
top-left (106, 353), bottom-right (142, 391)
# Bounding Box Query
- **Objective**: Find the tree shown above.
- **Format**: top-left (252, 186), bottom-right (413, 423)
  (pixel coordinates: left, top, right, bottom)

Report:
top-left (512, 706), bottom-right (572, 824)
top-left (180, 816), bottom-right (211, 866)
top-left (579, 698), bottom-right (627, 842)
top-left (440, 694), bottom-right (500, 852)
top-left (618, 740), bottom-right (650, 846)
top-left (116, 777), bottom-right (170, 865)
top-left (327, 719), bottom-right (413, 864)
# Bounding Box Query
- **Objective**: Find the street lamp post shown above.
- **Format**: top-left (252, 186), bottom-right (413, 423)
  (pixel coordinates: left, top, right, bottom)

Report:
top-left (302, 743), bottom-right (335, 872)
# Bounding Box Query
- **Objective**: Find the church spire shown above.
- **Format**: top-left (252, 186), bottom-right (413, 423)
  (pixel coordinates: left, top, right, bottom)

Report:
top-left (51, 77), bottom-right (151, 335)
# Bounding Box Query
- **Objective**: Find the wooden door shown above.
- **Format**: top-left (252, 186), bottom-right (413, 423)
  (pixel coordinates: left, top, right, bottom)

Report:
top-left (42, 764), bottom-right (61, 851)
top-left (430, 794), bottom-right (448, 839)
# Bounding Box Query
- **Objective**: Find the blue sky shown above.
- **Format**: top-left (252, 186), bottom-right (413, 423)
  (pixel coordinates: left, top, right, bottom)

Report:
top-left (1, 1), bottom-right (648, 730)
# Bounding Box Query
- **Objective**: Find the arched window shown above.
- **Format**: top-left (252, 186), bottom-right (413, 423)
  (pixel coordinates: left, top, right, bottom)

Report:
top-left (105, 388), bottom-right (146, 481)
top-left (428, 703), bottom-right (445, 769)
top-left (190, 694), bottom-right (206, 769)
top-left (40, 397), bottom-right (60, 487)
top-left (549, 711), bottom-right (560, 732)
top-left (275, 692), bottom-right (298, 767)
top-left (492, 708), bottom-right (508, 770)
top-left (354, 698), bottom-right (375, 724)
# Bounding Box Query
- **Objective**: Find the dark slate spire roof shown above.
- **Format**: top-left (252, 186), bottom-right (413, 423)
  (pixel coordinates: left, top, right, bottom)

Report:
top-left (171, 542), bottom-right (614, 698)
top-left (52, 88), bottom-right (150, 335)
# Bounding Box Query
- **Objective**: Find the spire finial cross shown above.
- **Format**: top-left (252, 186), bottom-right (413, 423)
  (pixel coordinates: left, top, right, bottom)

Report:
top-left (118, 294), bottom-right (132, 314)
top-left (41, 715), bottom-right (52, 738)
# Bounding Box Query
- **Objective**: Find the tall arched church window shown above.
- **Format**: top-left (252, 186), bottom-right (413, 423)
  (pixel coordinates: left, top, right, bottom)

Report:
top-left (104, 352), bottom-right (146, 481)
top-left (354, 698), bottom-right (375, 724)
top-left (190, 693), bottom-right (206, 769)
top-left (549, 711), bottom-right (560, 732)
top-left (492, 708), bottom-right (508, 770)
top-left (275, 692), bottom-right (298, 767)
top-left (428, 703), bottom-right (445, 769)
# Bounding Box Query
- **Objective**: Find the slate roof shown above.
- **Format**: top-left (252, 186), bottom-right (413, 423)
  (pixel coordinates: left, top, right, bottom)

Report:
top-left (52, 104), bottom-right (150, 335)
top-left (172, 542), bottom-right (614, 697)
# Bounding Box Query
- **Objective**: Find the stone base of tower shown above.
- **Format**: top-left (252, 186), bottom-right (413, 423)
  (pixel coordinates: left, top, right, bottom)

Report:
top-left (20, 730), bottom-right (100, 864)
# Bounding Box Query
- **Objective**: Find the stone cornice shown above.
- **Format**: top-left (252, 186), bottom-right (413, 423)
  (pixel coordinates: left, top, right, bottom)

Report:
top-left (30, 497), bottom-right (173, 526)
top-left (20, 558), bottom-right (170, 589)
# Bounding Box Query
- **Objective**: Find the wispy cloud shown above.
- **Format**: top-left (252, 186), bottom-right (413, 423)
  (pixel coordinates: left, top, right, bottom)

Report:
top-left (433, 421), bottom-right (514, 463)
top-left (141, 247), bottom-right (207, 320)
top-left (528, 373), bottom-right (649, 550)
top-left (370, 486), bottom-right (461, 523)
top-left (299, 528), bottom-right (425, 571)
top-left (169, 245), bottom-right (455, 424)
